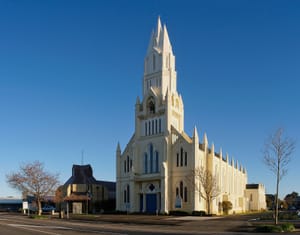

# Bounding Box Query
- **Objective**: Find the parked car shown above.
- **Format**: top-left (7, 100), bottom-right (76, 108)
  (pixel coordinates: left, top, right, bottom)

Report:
top-left (42, 205), bottom-right (55, 213)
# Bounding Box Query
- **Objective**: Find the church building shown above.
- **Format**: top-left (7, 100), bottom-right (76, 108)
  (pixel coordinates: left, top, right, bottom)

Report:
top-left (116, 18), bottom-right (266, 214)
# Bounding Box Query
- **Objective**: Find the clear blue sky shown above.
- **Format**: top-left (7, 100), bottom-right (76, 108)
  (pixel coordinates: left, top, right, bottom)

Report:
top-left (0, 0), bottom-right (299, 199)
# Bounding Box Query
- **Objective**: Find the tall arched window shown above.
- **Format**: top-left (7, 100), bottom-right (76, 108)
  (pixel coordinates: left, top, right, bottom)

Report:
top-left (184, 187), bottom-right (188, 202)
top-left (153, 54), bottom-right (156, 71)
top-left (159, 119), bottom-right (162, 133)
top-left (144, 153), bottom-right (148, 173)
top-left (180, 181), bottom-right (183, 199)
top-left (155, 151), bottom-right (159, 173)
top-left (180, 148), bottom-right (183, 166)
top-left (149, 144), bottom-right (153, 173)
top-left (127, 185), bottom-right (130, 203)
top-left (145, 122), bottom-right (147, 136)
top-left (127, 156), bottom-right (130, 172)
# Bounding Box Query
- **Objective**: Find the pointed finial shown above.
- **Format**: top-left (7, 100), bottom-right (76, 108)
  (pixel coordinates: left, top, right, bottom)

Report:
top-left (116, 142), bottom-right (121, 153)
top-left (162, 24), bottom-right (172, 52)
top-left (203, 132), bottom-right (208, 147)
top-left (192, 126), bottom-right (199, 141)
top-left (231, 157), bottom-right (234, 166)
top-left (219, 148), bottom-right (223, 159)
top-left (136, 96), bottom-right (140, 104)
top-left (226, 153), bottom-right (229, 162)
top-left (211, 142), bottom-right (215, 155)
top-left (156, 16), bottom-right (162, 36)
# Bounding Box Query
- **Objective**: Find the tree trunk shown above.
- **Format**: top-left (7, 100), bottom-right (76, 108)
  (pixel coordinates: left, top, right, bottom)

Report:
top-left (207, 198), bottom-right (211, 215)
top-left (275, 163), bottom-right (280, 225)
top-left (37, 199), bottom-right (42, 216)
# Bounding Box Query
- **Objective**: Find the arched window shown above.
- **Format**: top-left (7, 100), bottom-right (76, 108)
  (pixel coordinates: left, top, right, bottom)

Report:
top-left (144, 153), bottom-right (148, 174)
top-left (180, 148), bottom-right (183, 166)
top-left (155, 151), bottom-right (159, 173)
top-left (127, 185), bottom-right (130, 203)
top-left (184, 187), bottom-right (188, 202)
top-left (180, 181), bottom-right (183, 199)
top-left (155, 119), bottom-right (158, 134)
top-left (176, 187), bottom-right (179, 196)
top-left (127, 156), bottom-right (130, 172)
top-left (184, 152), bottom-right (187, 166)
top-left (145, 122), bottom-right (147, 136)
top-left (124, 160), bottom-right (126, 173)
top-left (176, 153), bottom-right (179, 167)
top-left (149, 144), bottom-right (153, 173)
top-left (159, 119), bottom-right (162, 133)
top-left (153, 54), bottom-right (156, 71)
top-left (149, 101), bottom-right (155, 114)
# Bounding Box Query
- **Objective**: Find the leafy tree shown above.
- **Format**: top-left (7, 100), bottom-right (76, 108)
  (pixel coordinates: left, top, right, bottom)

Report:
top-left (266, 194), bottom-right (275, 210)
top-left (284, 192), bottom-right (299, 210)
top-left (188, 166), bottom-right (220, 215)
top-left (263, 128), bottom-right (295, 224)
top-left (222, 201), bottom-right (233, 215)
top-left (6, 161), bottom-right (59, 215)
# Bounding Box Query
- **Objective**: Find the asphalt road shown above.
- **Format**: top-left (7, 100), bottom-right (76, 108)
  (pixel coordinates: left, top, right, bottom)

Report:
top-left (0, 212), bottom-right (298, 235)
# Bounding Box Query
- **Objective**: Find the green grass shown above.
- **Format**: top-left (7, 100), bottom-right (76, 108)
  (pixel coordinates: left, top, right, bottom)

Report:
top-left (254, 223), bottom-right (295, 233)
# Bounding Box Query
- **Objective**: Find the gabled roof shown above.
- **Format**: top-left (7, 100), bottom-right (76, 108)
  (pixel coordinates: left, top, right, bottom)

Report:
top-left (64, 164), bottom-right (97, 185)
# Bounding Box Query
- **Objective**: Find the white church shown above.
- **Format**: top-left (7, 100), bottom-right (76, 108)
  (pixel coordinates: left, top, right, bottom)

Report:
top-left (116, 18), bottom-right (266, 214)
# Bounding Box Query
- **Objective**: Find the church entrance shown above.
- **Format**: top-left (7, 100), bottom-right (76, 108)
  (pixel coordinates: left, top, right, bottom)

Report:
top-left (146, 194), bottom-right (156, 213)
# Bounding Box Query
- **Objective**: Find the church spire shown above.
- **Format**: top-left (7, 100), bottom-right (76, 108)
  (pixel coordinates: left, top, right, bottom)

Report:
top-left (143, 17), bottom-right (177, 97)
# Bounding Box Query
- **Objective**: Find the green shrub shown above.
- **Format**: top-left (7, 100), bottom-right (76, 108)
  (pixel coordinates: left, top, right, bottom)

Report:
top-left (192, 210), bottom-right (206, 216)
top-left (169, 210), bottom-right (189, 216)
top-left (255, 225), bottom-right (282, 233)
top-left (281, 223), bottom-right (295, 232)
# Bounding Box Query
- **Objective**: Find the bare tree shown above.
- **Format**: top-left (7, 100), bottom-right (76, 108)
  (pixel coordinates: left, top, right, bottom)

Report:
top-left (6, 161), bottom-right (60, 215)
top-left (188, 166), bottom-right (220, 215)
top-left (263, 128), bottom-right (295, 224)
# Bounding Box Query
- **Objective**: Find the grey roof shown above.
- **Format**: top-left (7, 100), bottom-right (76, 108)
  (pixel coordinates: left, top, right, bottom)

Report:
top-left (64, 165), bottom-right (116, 194)
top-left (64, 164), bottom-right (98, 185)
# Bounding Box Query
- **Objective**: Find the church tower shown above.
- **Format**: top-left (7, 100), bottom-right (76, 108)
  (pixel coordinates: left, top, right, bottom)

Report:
top-left (136, 17), bottom-right (184, 138)
top-left (117, 17), bottom-right (184, 214)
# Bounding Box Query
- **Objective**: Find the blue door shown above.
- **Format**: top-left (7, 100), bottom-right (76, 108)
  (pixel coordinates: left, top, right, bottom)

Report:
top-left (146, 194), bottom-right (157, 213)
